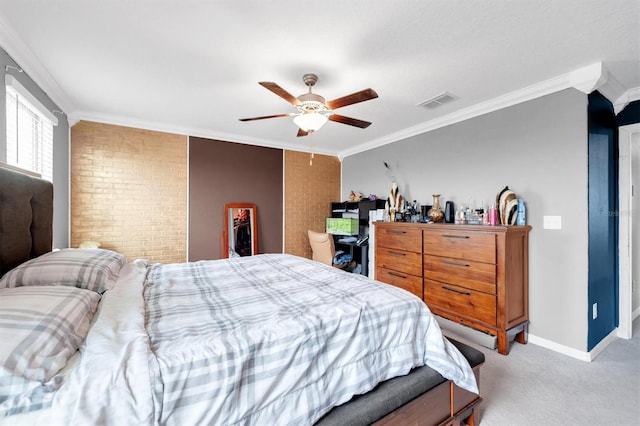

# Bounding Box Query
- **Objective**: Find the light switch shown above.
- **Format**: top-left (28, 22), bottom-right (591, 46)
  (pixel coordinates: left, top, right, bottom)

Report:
top-left (543, 215), bottom-right (562, 229)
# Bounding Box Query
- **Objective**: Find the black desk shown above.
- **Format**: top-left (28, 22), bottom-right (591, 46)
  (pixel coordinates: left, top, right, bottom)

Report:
top-left (335, 240), bottom-right (369, 277)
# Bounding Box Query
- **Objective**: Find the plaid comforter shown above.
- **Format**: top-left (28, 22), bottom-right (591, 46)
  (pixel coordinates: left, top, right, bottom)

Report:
top-left (54, 254), bottom-right (477, 426)
top-left (144, 254), bottom-right (477, 425)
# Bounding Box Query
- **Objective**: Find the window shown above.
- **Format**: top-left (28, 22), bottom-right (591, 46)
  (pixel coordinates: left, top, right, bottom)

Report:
top-left (5, 74), bottom-right (57, 182)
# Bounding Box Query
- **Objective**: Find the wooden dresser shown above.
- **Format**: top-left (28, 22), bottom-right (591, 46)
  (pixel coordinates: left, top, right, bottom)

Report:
top-left (375, 222), bottom-right (531, 355)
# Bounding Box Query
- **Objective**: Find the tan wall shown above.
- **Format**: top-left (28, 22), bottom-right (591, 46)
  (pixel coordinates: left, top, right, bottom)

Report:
top-left (70, 121), bottom-right (187, 263)
top-left (284, 151), bottom-right (341, 258)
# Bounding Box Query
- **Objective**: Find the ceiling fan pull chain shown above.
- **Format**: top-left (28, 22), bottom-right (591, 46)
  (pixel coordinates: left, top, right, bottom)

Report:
top-left (309, 132), bottom-right (315, 166)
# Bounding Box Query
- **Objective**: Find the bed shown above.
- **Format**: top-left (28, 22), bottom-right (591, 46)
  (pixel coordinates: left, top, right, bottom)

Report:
top-left (0, 165), bottom-right (484, 426)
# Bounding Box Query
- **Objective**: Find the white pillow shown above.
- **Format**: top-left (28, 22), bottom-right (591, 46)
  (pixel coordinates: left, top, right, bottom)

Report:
top-left (0, 248), bottom-right (126, 293)
top-left (0, 286), bottom-right (100, 382)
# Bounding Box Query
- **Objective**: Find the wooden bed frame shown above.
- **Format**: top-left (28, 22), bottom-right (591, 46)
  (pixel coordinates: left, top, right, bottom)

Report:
top-left (318, 340), bottom-right (483, 426)
top-left (0, 165), bottom-right (484, 426)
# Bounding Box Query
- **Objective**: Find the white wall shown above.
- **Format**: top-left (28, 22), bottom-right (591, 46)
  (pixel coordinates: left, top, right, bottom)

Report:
top-left (342, 89), bottom-right (590, 351)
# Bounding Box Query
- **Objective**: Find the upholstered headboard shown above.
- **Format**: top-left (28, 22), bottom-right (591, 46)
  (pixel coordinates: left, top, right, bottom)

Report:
top-left (0, 166), bottom-right (53, 277)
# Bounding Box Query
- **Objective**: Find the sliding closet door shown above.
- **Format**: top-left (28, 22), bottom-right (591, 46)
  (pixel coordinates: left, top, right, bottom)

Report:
top-left (189, 137), bottom-right (283, 261)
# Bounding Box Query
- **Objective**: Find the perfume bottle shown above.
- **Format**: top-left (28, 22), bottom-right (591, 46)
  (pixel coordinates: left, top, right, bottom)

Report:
top-left (455, 207), bottom-right (466, 224)
top-left (488, 204), bottom-right (498, 225)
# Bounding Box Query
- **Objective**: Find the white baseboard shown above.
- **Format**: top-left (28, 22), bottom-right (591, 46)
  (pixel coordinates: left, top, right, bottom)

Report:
top-left (528, 328), bottom-right (619, 362)
top-left (525, 334), bottom-right (589, 361)
top-left (436, 315), bottom-right (624, 363)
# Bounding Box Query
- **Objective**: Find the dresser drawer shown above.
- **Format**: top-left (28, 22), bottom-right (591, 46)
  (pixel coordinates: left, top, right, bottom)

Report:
top-left (376, 226), bottom-right (422, 253)
top-left (423, 254), bottom-right (496, 295)
top-left (376, 247), bottom-right (422, 277)
top-left (376, 267), bottom-right (423, 299)
top-left (424, 278), bottom-right (496, 325)
top-left (423, 230), bottom-right (496, 264)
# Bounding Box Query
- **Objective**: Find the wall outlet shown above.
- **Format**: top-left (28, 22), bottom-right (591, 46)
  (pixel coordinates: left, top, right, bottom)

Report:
top-left (593, 303), bottom-right (598, 320)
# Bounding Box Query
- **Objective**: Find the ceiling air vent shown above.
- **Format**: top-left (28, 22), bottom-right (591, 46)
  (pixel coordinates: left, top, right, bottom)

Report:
top-left (417, 92), bottom-right (456, 109)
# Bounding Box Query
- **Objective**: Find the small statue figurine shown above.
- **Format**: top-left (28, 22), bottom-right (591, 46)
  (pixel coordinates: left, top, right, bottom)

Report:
top-left (349, 190), bottom-right (363, 202)
top-left (386, 182), bottom-right (403, 221)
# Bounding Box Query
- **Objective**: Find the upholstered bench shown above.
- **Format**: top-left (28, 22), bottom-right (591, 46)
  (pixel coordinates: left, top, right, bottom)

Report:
top-left (316, 338), bottom-right (485, 426)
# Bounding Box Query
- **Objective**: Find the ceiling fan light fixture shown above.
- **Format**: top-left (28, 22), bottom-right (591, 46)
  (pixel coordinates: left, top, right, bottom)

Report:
top-left (240, 73), bottom-right (378, 137)
top-left (293, 112), bottom-right (328, 132)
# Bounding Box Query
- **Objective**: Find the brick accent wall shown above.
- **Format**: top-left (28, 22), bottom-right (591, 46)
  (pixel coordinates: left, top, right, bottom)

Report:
top-left (70, 121), bottom-right (187, 263)
top-left (284, 151), bottom-right (341, 258)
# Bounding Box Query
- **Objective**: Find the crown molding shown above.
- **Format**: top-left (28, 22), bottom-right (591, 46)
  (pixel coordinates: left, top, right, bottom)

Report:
top-left (0, 11), bottom-right (75, 114)
top-left (72, 110), bottom-right (336, 156)
top-left (566, 61), bottom-right (638, 114)
top-left (613, 87), bottom-right (640, 114)
top-left (339, 65), bottom-right (598, 158)
top-left (569, 62), bottom-right (607, 94)
top-left (1, 18), bottom-right (630, 160)
top-left (339, 62), bottom-right (634, 159)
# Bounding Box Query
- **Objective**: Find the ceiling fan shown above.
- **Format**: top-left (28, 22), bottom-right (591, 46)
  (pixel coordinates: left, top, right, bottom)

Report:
top-left (239, 73), bottom-right (378, 137)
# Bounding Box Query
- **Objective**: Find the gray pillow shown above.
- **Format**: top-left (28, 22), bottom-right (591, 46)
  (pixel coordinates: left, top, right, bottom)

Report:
top-left (0, 285), bottom-right (100, 382)
top-left (0, 248), bottom-right (126, 293)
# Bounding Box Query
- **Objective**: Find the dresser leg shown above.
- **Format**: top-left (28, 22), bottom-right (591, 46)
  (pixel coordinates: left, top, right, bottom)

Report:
top-left (496, 331), bottom-right (509, 355)
top-left (497, 323), bottom-right (529, 355)
top-left (515, 323), bottom-right (528, 344)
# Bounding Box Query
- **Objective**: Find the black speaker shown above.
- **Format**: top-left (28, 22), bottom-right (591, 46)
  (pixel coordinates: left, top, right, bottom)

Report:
top-left (444, 201), bottom-right (455, 223)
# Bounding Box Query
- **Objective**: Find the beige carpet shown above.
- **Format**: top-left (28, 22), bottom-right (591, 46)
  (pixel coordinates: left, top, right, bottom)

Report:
top-left (445, 319), bottom-right (640, 426)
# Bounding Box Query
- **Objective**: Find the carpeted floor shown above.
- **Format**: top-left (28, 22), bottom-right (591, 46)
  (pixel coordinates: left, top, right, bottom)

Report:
top-left (446, 319), bottom-right (640, 426)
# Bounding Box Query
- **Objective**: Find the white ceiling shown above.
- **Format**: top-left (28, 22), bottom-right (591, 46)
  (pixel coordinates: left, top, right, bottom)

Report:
top-left (0, 0), bottom-right (638, 158)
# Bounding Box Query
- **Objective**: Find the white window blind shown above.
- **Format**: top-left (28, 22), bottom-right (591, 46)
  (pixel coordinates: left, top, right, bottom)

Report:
top-left (5, 74), bottom-right (57, 182)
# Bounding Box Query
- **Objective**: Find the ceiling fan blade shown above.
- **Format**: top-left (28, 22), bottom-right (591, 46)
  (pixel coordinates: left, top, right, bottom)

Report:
top-left (259, 82), bottom-right (301, 106)
top-left (297, 128), bottom-right (309, 137)
top-left (328, 114), bottom-right (372, 129)
top-left (325, 88), bottom-right (378, 110)
top-left (239, 113), bottom-right (293, 122)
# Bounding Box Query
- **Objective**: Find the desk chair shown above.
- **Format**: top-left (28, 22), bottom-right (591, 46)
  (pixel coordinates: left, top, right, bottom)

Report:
top-left (307, 230), bottom-right (355, 271)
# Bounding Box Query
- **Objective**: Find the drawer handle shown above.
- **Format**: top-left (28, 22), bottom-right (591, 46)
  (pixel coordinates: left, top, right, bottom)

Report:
top-left (442, 259), bottom-right (470, 267)
top-left (387, 250), bottom-right (406, 257)
top-left (442, 234), bottom-right (470, 239)
top-left (442, 285), bottom-right (471, 296)
top-left (388, 271), bottom-right (408, 279)
top-left (389, 230), bottom-right (407, 235)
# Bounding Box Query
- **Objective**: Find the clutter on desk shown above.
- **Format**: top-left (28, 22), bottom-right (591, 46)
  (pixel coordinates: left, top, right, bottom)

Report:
top-left (333, 250), bottom-right (353, 265)
top-left (348, 190), bottom-right (363, 202)
top-left (326, 218), bottom-right (359, 235)
top-left (338, 236), bottom-right (358, 243)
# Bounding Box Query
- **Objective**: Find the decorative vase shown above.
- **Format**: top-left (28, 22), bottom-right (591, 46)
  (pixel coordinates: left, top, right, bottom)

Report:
top-left (427, 194), bottom-right (445, 223)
